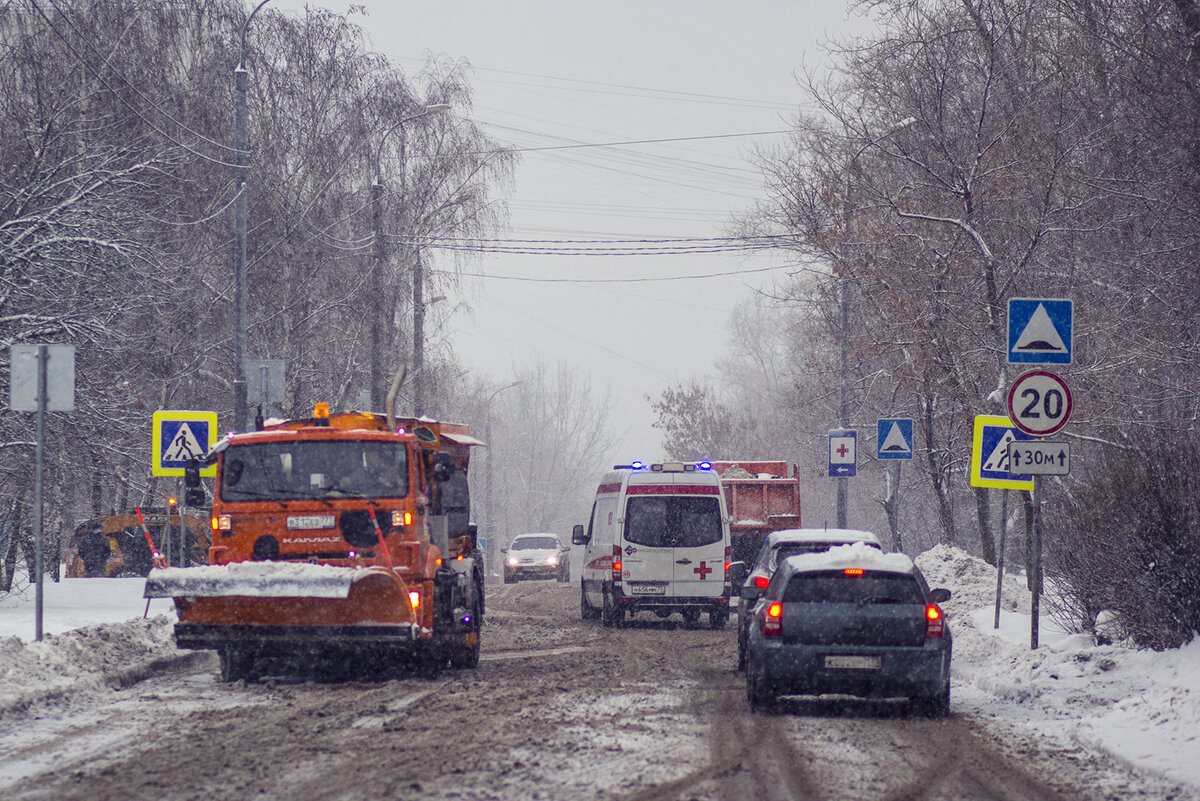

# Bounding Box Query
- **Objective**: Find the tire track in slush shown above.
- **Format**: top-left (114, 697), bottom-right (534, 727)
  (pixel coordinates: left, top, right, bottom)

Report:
top-left (614, 666), bottom-right (823, 801)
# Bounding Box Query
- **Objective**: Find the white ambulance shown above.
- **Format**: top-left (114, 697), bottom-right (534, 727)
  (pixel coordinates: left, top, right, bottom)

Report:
top-left (572, 461), bottom-right (732, 628)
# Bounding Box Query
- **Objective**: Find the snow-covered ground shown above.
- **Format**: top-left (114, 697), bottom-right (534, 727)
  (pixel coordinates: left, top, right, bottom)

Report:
top-left (0, 547), bottom-right (1197, 793)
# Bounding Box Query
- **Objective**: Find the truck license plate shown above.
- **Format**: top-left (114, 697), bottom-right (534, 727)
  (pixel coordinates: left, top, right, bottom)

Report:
top-left (629, 584), bottom-right (666, 595)
top-left (287, 514), bottom-right (335, 530)
top-left (825, 655), bottom-right (881, 670)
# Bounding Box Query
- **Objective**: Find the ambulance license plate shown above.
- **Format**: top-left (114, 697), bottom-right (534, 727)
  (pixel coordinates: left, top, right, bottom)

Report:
top-left (825, 655), bottom-right (881, 670)
top-left (629, 584), bottom-right (666, 595)
top-left (287, 514), bottom-right (335, 530)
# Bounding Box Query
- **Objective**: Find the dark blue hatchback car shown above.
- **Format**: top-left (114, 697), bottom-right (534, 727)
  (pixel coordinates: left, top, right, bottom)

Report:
top-left (743, 543), bottom-right (952, 716)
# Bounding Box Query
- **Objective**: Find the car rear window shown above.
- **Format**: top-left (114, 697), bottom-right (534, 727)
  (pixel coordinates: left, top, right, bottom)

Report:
top-left (782, 570), bottom-right (925, 605)
top-left (512, 536), bottom-right (560, 550)
top-left (624, 496), bottom-right (722, 548)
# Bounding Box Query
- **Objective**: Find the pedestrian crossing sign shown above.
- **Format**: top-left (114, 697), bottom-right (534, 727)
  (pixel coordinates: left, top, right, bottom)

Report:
top-left (152, 410), bottom-right (218, 477)
top-left (970, 415), bottom-right (1034, 490)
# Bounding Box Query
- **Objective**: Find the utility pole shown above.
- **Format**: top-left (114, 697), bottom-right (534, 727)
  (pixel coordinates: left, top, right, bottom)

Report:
top-left (483, 381), bottom-right (521, 581)
top-left (370, 104), bottom-right (450, 413)
top-left (232, 0), bottom-right (272, 432)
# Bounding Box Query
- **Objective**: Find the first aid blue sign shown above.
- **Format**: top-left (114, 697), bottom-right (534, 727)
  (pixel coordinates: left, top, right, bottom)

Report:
top-left (828, 429), bottom-right (857, 477)
top-left (152, 410), bottom-right (218, 477)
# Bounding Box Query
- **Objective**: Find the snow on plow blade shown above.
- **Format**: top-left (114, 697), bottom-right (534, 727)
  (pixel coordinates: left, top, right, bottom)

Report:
top-left (145, 562), bottom-right (357, 599)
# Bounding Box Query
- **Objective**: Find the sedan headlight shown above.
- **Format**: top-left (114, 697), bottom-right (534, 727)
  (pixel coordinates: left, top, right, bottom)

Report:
top-left (545, 554), bottom-right (559, 566)
top-left (507, 556), bottom-right (519, 566)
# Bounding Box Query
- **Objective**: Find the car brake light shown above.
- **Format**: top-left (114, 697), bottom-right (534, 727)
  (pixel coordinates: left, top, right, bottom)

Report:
top-left (754, 576), bottom-right (769, 589)
top-left (926, 604), bottom-right (944, 638)
top-left (764, 601), bottom-right (783, 636)
top-left (844, 568), bottom-right (864, 575)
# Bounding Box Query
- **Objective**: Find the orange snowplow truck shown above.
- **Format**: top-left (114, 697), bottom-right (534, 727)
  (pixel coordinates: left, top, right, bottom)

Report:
top-left (145, 403), bottom-right (485, 681)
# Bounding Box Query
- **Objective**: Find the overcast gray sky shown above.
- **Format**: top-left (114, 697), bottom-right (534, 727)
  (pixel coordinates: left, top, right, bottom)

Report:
top-left (272, 1), bottom-right (869, 461)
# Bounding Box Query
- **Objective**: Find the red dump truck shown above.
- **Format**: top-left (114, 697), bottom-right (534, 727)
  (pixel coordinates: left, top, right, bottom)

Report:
top-left (710, 461), bottom-right (801, 564)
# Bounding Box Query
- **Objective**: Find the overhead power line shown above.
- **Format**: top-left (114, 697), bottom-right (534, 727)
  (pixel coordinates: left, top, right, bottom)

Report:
top-left (475, 129), bottom-right (791, 155)
top-left (433, 264), bottom-right (795, 284)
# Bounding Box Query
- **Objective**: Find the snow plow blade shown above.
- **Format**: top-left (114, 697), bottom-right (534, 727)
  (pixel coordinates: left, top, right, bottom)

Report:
top-left (144, 562), bottom-right (356, 599)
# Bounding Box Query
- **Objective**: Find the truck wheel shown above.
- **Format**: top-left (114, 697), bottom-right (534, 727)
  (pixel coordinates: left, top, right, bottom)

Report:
top-left (415, 643), bottom-right (444, 678)
top-left (709, 608), bottom-right (730, 630)
top-left (218, 646), bottom-right (253, 683)
top-left (449, 592), bottom-right (483, 670)
top-left (581, 586), bottom-right (601, 621)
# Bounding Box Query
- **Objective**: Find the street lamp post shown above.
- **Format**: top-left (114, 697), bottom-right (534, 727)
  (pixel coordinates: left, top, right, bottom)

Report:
top-left (836, 117), bottom-right (915, 529)
top-left (484, 381), bottom-right (521, 581)
top-left (370, 104), bottom-right (451, 412)
top-left (232, 0), bottom-right (272, 433)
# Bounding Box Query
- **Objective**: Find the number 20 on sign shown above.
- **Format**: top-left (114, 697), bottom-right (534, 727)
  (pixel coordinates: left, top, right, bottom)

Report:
top-left (1006, 369), bottom-right (1072, 437)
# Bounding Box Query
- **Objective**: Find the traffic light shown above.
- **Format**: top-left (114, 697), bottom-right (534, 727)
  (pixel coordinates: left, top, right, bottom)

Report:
top-left (184, 458), bottom-right (201, 487)
top-left (183, 458), bottom-right (206, 507)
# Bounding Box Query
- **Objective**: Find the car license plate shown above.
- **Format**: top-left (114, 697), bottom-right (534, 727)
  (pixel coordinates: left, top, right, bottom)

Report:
top-left (629, 584), bottom-right (666, 595)
top-left (825, 655), bottom-right (881, 670)
top-left (287, 514), bottom-right (335, 530)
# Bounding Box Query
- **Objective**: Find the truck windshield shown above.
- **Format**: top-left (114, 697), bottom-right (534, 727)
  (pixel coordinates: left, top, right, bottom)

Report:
top-left (624, 496), bottom-right (722, 548)
top-left (219, 441), bottom-right (408, 502)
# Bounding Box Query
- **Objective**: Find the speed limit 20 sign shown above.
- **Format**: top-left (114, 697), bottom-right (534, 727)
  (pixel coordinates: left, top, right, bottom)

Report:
top-left (1007, 370), bottom-right (1072, 436)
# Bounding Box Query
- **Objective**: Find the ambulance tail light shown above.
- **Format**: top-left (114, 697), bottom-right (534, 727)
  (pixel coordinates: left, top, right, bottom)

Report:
top-left (612, 545), bottom-right (622, 582)
top-left (764, 602), bottom-right (783, 636)
top-left (724, 545), bottom-right (731, 575)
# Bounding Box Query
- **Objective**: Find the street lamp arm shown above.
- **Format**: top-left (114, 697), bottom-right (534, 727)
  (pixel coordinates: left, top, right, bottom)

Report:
top-left (238, 0), bottom-right (273, 71)
top-left (374, 104), bottom-right (453, 183)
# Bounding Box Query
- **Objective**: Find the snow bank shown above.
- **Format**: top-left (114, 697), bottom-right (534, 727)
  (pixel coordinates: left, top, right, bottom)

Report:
top-left (0, 616), bottom-right (189, 716)
top-left (916, 545), bottom-right (1200, 791)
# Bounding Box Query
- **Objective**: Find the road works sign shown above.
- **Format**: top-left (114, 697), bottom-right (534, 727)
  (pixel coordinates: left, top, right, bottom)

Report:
top-left (152, 410), bottom-right (218, 477)
top-left (876, 418), bottom-right (914, 460)
top-left (1008, 298), bottom-right (1072, 364)
top-left (1006, 369), bottom-right (1073, 437)
top-left (828, 429), bottom-right (857, 477)
top-left (970, 415), bottom-right (1034, 490)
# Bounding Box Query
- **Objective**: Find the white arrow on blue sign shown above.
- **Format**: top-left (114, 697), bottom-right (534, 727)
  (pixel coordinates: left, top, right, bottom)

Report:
top-left (876, 418), bottom-right (914, 460)
top-left (1008, 298), bottom-right (1072, 364)
top-left (828, 429), bottom-right (857, 477)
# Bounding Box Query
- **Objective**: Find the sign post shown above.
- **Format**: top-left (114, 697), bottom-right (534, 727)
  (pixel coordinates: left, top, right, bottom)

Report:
top-left (10, 344), bottom-right (75, 642)
top-left (876, 419), bottom-right (913, 550)
top-left (1006, 297), bottom-right (1074, 650)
